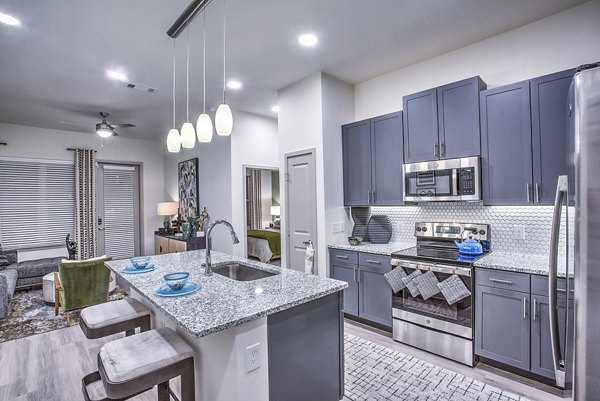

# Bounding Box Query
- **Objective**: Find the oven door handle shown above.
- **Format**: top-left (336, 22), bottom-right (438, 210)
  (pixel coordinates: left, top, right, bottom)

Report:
top-left (429, 265), bottom-right (455, 275)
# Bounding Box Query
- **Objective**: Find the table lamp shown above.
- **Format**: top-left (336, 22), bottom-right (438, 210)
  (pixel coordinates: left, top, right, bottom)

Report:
top-left (270, 205), bottom-right (281, 227)
top-left (157, 202), bottom-right (179, 230)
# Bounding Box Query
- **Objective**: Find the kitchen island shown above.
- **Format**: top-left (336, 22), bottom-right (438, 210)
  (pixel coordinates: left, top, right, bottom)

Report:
top-left (106, 250), bottom-right (347, 401)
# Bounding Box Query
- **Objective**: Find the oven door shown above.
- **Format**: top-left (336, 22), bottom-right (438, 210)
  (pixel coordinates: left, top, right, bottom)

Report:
top-left (392, 261), bottom-right (473, 339)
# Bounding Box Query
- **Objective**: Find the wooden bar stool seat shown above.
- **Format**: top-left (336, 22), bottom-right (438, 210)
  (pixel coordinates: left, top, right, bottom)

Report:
top-left (82, 327), bottom-right (195, 401)
top-left (79, 299), bottom-right (151, 339)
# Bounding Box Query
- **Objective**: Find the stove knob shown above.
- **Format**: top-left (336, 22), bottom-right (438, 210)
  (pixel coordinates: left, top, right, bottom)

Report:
top-left (479, 229), bottom-right (486, 235)
top-left (416, 227), bottom-right (422, 232)
top-left (422, 227), bottom-right (428, 232)
top-left (471, 229), bottom-right (478, 234)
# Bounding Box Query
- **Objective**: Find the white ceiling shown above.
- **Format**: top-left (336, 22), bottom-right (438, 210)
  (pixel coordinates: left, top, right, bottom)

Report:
top-left (0, 0), bottom-right (588, 140)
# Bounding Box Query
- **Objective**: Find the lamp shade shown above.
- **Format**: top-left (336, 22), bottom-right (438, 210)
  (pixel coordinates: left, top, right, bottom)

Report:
top-left (157, 201), bottom-right (179, 216)
top-left (180, 122), bottom-right (196, 148)
top-left (270, 205), bottom-right (281, 216)
top-left (166, 129), bottom-right (181, 153)
top-left (196, 113), bottom-right (213, 143)
top-left (215, 103), bottom-right (233, 136)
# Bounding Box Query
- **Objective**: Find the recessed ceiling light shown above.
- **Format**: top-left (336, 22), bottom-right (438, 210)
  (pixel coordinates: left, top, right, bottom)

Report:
top-left (271, 105), bottom-right (279, 113)
top-left (106, 70), bottom-right (127, 82)
top-left (0, 12), bottom-right (20, 26)
top-left (298, 33), bottom-right (318, 47)
top-left (227, 80), bottom-right (242, 90)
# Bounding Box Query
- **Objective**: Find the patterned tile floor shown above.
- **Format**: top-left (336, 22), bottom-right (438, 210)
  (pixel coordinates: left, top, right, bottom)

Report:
top-left (344, 334), bottom-right (532, 401)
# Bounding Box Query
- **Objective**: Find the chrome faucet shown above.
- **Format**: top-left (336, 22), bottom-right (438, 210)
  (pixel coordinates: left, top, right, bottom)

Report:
top-left (204, 220), bottom-right (239, 276)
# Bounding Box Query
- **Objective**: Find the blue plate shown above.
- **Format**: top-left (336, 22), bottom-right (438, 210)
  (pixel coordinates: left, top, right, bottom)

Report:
top-left (154, 281), bottom-right (200, 297)
top-left (122, 264), bottom-right (156, 274)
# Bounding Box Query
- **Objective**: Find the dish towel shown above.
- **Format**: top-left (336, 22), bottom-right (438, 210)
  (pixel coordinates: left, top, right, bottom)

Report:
top-left (402, 270), bottom-right (423, 297)
top-left (413, 271), bottom-right (441, 300)
top-left (305, 241), bottom-right (315, 274)
top-left (384, 267), bottom-right (408, 293)
top-left (438, 274), bottom-right (471, 304)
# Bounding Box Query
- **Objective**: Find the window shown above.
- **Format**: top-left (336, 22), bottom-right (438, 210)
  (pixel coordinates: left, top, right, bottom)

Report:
top-left (0, 158), bottom-right (75, 249)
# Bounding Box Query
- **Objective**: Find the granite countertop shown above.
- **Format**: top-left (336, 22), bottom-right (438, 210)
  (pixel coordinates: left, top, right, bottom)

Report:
top-left (106, 250), bottom-right (347, 338)
top-left (328, 242), bottom-right (415, 256)
top-left (473, 251), bottom-right (574, 278)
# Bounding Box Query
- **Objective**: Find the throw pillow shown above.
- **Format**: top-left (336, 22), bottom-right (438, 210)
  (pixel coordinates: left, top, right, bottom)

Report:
top-left (0, 244), bottom-right (10, 268)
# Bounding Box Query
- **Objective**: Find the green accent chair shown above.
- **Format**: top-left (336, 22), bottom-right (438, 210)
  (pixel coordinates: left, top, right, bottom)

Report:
top-left (54, 255), bottom-right (112, 326)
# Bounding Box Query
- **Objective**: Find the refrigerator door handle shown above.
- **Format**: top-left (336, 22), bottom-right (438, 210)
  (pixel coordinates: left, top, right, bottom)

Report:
top-left (549, 175), bottom-right (568, 389)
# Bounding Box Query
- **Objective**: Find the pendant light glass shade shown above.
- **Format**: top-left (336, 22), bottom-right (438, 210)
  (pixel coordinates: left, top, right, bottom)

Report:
top-left (180, 122), bottom-right (196, 148)
top-left (167, 129), bottom-right (181, 152)
top-left (196, 113), bottom-right (213, 143)
top-left (215, 103), bottom-right (233, 136)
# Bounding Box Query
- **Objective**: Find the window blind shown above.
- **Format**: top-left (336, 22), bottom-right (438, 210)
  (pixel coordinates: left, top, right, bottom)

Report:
top-left (103, 166), bottom-right (136, 259)
top-left (0, 158), bottom-right (75, 249)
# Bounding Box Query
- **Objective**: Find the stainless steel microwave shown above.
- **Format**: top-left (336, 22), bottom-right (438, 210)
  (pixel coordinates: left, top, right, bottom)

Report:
top-left (402, 156), bottom-right (481, 202)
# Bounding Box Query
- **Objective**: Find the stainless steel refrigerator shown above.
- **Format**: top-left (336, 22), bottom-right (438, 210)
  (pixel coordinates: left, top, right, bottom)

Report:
top-left (549, 64), bottom-right (600, 400)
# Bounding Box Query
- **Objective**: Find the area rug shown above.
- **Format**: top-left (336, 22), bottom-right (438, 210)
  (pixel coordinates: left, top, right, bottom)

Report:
top-left (344, 334), bottom-right (532, 401)
top-left (0, 287), bottom-right (128, 343)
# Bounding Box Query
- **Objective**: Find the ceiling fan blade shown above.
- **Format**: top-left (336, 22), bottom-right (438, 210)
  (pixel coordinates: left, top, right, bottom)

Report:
top-left (112, 131), bottom-right (119, 136)
top-left (109, 123), bottom-right (136, 128)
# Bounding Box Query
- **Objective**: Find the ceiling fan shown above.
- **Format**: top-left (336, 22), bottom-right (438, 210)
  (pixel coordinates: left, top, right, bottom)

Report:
top-left (95, 112), bottom-right (135, 138)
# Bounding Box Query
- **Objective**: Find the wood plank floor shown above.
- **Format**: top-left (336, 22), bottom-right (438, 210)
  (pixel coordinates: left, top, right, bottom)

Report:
top-left (0, 320), bottom-right (565, 401)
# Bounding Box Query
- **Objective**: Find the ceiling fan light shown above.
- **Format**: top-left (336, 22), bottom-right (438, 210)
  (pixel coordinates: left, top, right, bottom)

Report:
top-left (180, 122), bottom-right (196, 148)
top-left (97, 128), bottom-right (113, 138)
top-left (197, 113), bottom-right (213, 143)
top-left (167, 128), bottom-right (181, 153)
top-left (215, 104), bottom-right (233, 136)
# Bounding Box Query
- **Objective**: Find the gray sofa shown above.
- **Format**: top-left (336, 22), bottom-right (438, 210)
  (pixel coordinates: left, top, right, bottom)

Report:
top-left (0, 250), bottom-right (64, 319)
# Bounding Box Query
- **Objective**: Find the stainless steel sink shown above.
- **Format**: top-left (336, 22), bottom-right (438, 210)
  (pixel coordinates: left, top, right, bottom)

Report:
top-left (212, 263), bottom-right (279, 281)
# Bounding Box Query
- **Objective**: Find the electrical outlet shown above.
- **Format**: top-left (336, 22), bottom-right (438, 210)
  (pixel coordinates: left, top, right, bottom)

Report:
top-left (332, 223), bottom-right (338, 234)
top-left (512, 226), bottom-right (525, 240)
top-left (245, 343), bottom-right (260, 372)
top-left (339, 222), bottom-right (345, 233)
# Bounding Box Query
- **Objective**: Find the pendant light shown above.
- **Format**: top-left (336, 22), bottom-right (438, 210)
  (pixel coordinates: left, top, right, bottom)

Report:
top-left (215, 0), bottom-right (233, 136)
top-left (197, 9), bottom-right (213, 143)
top-left (167, 39), bottom-right (181, 153)
top-left (180, 27), bottom-right (196, 148)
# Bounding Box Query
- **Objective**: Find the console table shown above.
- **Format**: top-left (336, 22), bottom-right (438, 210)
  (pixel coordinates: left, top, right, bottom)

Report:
top-left (154, 232), bottom-right (206, 255)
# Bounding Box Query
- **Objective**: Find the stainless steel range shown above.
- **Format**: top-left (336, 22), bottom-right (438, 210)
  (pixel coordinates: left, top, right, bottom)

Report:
top-left (390, 222), bottom-right (490, 366)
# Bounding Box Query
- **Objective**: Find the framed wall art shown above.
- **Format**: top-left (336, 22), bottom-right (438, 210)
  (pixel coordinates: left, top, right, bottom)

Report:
top-left (178, 158), bottom-right (199, 220)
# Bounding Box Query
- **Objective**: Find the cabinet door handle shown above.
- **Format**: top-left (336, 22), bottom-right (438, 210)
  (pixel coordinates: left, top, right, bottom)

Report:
top-left (523, 297), bottom-right (528, 319)
top-left (557, 288), bottom-right (575, 293)
top-left (488, 278), bottom-right (513, 285)
top-left (433, 143), bottom-right (439, 158)
top-left (527, 183), bottom-right (532, 203)
top-left (372, 191), bottom-right (376, 204)
top-left (440, 142), bottom-right (446, 158)
top-left (367, 191), bottom-right (372, 204)
top-left (533, 298), bottom-right (537, 321)
top-left (535, 183), bottom-right (541, 203)
top-left (366, 259), bottom-right (381, 264)
top-left (356, 267), bottom-right (360, 283)
top-left (336, 255), bottom-right (349, 260)
top-left (353, 266), bottom-right (357, 282)
top-left (159, 245), bottom-right (163, 253)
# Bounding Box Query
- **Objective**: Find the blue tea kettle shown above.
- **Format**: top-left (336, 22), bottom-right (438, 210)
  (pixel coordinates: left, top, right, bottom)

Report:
top-left (454, 237), bottom-right (483, 255)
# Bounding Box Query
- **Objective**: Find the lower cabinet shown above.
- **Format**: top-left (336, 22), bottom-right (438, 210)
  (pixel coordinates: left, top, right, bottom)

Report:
top-left (329, 248), bottom-right (392, 328)
top-left (154, 234), bottom-right (206, 255)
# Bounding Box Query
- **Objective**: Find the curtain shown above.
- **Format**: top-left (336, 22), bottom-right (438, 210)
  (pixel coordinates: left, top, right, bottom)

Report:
top-left (249, 170), bottom-right (262, 229)
top-left (74, 149), bottom-right (97, 259)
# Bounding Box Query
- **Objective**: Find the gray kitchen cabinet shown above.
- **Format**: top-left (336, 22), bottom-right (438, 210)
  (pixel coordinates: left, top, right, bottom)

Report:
top-left (403, 77), bottom-right (486, 163)
top-left (480, 81), bottom-right (534, 205)
top-left (437, 76), bottom-right (487, 160)
top-left (329, 249), bottom-right (392, 328)
top-left (342, 119), bottom-right (372, 206)
top-left (475, 285), bottom-right (531, 371)
top-left (530, 68), bottom-right (575, 205)
top-left (403, 88), bottom-right (439, 163)
top-left (358, 254), bottom-right (392, 327)
top-left (342, 112), bottom-right (404, 206)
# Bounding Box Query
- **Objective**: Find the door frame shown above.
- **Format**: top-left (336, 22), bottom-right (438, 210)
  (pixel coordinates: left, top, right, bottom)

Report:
top-left (96, 161), bottom-right (142, 257)
top-left (284, 148), bottom-right (318, 272)
top-left (241, 164), bottom-right (280, 259)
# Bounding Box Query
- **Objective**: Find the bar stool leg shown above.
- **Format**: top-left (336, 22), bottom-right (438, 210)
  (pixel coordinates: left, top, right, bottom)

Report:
top-left (157, 382), bottom-right (169, 401)
top-left (180, 358), bottom-right (196, 401)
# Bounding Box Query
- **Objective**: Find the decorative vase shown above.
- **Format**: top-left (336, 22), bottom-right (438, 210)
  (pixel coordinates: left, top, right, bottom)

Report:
top-left (182, 223), bottom-right (191, 239)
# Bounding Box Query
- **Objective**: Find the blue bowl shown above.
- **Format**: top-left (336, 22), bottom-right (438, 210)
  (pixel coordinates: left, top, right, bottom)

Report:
top-left (164, 272), bottom-right (189, 290)
top-left (130, 256), bottom-right (151, 269)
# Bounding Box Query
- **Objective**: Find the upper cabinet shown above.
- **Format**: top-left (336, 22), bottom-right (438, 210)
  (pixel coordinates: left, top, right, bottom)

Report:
top-left (481, 69), bottom-right (575, 206)
top-left (403, 76), bottom-right (486, 163)
top-left (342, 112), bottom-right (404, 206)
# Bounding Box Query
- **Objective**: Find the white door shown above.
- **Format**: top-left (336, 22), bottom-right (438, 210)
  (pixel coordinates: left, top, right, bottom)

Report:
top-left (285, 150), bottom-right (317, 272)
top-left (97, 163), bottom-right (141, 259)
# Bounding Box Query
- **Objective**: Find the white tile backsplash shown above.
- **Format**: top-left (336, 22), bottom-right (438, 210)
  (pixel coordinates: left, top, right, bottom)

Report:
top-left (370, 202), bottom-right (574, 255)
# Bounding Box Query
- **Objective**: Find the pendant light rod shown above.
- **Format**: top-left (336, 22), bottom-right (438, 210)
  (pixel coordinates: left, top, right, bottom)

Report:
top-left (186, 26), bottom-right (190, 121)
top-left (203, 10), bottom-right (206, 113)
top-left (167, 0), bottom-right (213, 39)
top-left (172, 39), bottom-right (176, 128)
top-left (222, 0), bottom-right (226, 104)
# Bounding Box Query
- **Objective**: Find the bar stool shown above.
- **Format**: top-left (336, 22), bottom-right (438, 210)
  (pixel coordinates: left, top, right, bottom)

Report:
top-left (82, 327), bottom-right (195, 401)
top-left (79, 299), bottom-right (151, 339)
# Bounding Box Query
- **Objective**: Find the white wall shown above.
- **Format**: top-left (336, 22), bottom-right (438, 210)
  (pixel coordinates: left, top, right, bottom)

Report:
top-left (163, 134), bottom-right (233, 254)
top-left (230, 111), bottom-right (279, 258)
top-left (355, 0), bottom-right (600, 119)
top-left (0, 122), bottom-right (164, 258)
